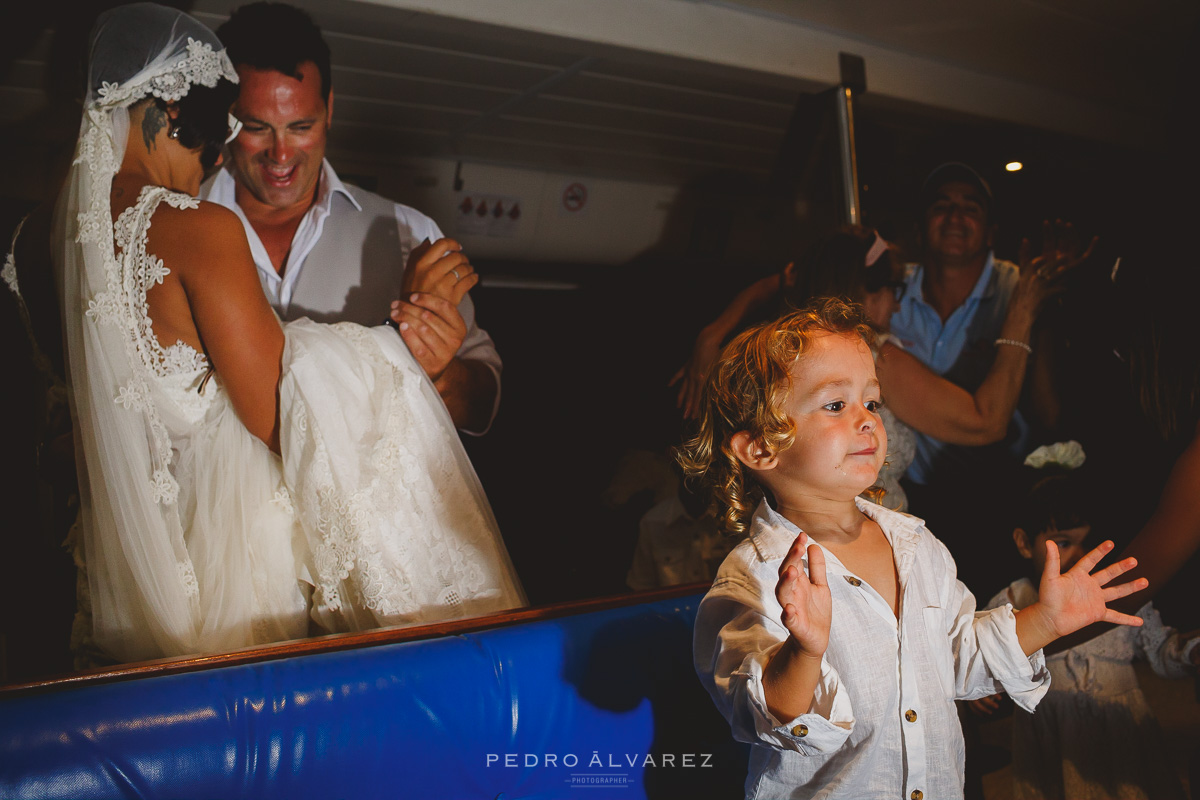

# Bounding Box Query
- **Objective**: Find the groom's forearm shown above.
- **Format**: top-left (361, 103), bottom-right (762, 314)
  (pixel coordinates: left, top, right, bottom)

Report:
top-left (436, 357), bottom-right (497, 434)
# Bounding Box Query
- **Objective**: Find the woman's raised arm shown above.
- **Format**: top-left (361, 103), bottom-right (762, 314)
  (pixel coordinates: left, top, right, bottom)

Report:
top-left (1115, 424), bottom-right (1200, 609)
top-left (671, 272), bottom-right (782, 419)
top-left (876, 235), bottom-right (1092, 445)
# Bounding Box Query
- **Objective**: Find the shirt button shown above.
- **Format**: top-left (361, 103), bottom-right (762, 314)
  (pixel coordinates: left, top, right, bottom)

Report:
top-left (791, 724), bottom-right (808, 737)
top-left (905, 709), bottom-right (918, 723)
top-left (911, 791), bottom-right (923, 800)
top-left (844, 576), bottom-right (862, 587)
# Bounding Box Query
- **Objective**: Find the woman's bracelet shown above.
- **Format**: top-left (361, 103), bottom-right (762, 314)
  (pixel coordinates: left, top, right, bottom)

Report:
top-left (994, 338), bottom-right (1032, 354)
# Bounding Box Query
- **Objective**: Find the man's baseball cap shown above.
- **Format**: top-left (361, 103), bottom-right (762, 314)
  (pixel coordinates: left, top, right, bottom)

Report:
top-left (921, 162), bottom-right (993, 208)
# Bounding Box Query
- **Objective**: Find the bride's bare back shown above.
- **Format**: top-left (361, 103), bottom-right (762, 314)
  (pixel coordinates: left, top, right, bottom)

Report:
top-left (111, 173), bottom-right (285, 451)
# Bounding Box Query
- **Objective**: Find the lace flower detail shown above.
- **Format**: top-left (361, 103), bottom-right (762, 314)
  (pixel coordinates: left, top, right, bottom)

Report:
top-left (76, 208), bottom-right (109, 245)
top-left (2, 249), bottom-right (17, 296)
top-left (86, 290), bottom-right (120, 326)
top-left (149, 71), bottom-right (188, 103)
top-left (177, 559), bottom-right (199, 599)
top-left (115, 382), bottom-right (149, 411)
top-left (161, 341), bottom-right (207, 374)
top-left (151, 467), bottom-right (179, 505)
top-left (370, 438), bottom-right (400, 472)
top-left (272, 488), bottom-right (295, 516)
top-left (398, 447), bottom-right (421, 484)
top-left (92, 38), bottom-right (238, 110)
top-left (143, 255), bottom-right (169, 286)
top-left (162, 193), bottom-right (200, 211)
top-left (75, 114), bottom-right (117, 179)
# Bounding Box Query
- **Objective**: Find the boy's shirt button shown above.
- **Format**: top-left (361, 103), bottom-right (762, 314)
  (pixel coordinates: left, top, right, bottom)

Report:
top-left (911, 791), bottom-right (923, 800)
top-left (845, 576), bottom-right (862, 587)
top-left (905, 709), bottom-right (918, 723)
top-left (791, 724), bottom-right (808, 737)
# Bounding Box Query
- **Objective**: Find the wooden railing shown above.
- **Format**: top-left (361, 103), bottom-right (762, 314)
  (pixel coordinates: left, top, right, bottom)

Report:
top-left (0, 582), bottom-right (710, 698)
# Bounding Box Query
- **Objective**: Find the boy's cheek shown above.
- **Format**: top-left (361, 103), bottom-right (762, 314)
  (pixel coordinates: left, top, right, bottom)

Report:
top-left (1060, 550), bottom-right (1086, 571)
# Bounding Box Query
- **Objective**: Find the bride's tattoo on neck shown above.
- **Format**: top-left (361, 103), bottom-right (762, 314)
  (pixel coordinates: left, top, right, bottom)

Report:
top-left (142, 104), bottom-right (167, 151)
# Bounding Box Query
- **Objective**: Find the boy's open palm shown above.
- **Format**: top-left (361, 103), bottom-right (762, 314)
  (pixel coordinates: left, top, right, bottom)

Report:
top-left (776, 533), bottom-right (833, 657)
top-left (1036, 540), bottom-right (1147, 638)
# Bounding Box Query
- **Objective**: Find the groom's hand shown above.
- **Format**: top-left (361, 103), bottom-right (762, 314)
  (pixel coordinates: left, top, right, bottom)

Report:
top-left (390, 292), bottom-right (467, 383)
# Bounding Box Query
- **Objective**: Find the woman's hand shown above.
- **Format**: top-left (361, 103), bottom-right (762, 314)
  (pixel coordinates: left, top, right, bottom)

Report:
top-left (965, 693), bottom-right (1009, 718)
top-left (401, 238), bottom-right (478, 306)
top-left (669, 273), bottom-right (784, 419)
top-left (1010, 220), bottom-right (1097, 319)
top-left (669, 326), bottom-right (722, 420)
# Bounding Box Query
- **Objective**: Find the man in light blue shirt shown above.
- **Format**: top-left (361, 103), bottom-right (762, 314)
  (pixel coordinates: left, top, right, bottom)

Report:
top-left (890, 163), bottom-right (1029, 486)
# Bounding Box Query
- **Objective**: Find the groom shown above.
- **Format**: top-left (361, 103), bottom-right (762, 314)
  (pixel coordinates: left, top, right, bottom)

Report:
top-left (202, 2), bottom-right (500, 434)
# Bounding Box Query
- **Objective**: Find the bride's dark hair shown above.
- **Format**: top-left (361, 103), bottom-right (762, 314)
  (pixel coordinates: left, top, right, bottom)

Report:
top-left (152, 78), bottom-right (240, 170)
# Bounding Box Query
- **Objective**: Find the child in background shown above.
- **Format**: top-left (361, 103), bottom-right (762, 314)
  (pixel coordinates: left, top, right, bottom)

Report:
top-left (970, 444), bottom-right (1200, 800)
top-left (682, 300), bottom-right (1148, 800)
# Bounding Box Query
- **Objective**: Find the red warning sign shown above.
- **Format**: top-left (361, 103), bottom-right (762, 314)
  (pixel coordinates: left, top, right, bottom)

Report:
top-left (455, 192), bottom-right (521, 238)
top-left (562, 182), bottom-right (587, 212)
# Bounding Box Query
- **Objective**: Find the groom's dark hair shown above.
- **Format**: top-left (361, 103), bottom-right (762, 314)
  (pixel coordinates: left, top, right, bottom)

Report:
top-left (216, 2), bottom-right (332, 101)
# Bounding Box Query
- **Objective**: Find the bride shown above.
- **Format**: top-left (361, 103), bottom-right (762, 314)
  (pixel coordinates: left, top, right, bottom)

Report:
top-left (54, 3), bottom-right (525, 663)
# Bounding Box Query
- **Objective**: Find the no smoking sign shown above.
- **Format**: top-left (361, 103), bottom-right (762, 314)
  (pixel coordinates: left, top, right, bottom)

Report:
top-left (561, 182), bottom-right (587, 212)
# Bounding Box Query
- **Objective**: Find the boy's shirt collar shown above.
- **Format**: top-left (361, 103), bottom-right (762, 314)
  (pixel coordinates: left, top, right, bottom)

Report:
top-left (748, 497), bottom-right (926, 584)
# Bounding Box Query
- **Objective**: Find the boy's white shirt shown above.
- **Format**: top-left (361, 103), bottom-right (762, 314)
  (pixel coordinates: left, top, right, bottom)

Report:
top-left (695, 497), bottom-right (1051, 800)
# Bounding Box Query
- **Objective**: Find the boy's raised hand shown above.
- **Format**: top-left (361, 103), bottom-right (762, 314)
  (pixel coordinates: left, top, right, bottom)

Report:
top-left (776, 533), bottom-right (833, 657)
top-left (1017, 540), bottom-right (1148, 655)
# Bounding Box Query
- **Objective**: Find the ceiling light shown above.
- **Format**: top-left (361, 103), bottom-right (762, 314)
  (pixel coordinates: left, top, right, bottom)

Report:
top-left (1005, 161), bottom-right (1023, 172)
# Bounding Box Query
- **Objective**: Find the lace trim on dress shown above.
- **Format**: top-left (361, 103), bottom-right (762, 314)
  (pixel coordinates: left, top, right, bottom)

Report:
top-left (176, 559), bottom-right (200, 599)
top-left (287, 324), bottom-right (500, 621)
top-left (1, 217), bottom-right (24, 294)
top-left (87, 185), bottom-right (208, 508)
top-left (110, 186), bottom-right (207, 378)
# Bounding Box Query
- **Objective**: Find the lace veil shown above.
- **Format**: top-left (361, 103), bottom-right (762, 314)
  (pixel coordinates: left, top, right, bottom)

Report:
top-left (53, 4), bottom-right (240, 661)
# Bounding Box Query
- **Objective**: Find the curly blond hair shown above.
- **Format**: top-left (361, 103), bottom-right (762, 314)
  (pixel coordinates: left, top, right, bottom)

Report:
top-left (676, 298), bottom-right (875, 536)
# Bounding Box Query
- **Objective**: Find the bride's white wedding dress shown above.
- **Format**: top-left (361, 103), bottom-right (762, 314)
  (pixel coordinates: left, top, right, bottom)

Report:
top-left (70, 185), bottom-right (524, 662)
